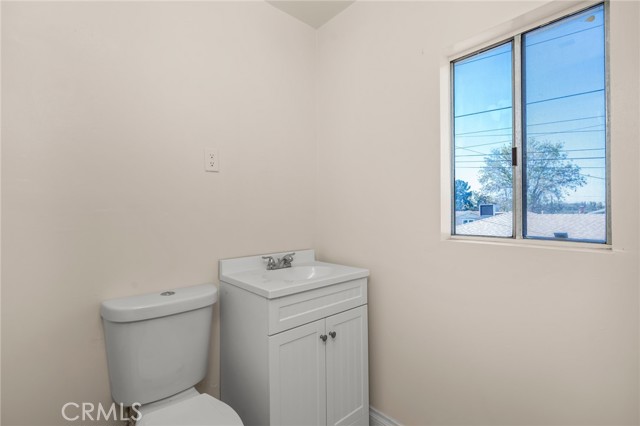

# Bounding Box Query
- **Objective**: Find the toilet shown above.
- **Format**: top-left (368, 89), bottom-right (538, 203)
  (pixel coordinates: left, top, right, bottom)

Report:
top-left (101, 283), bottom-right (243, 426)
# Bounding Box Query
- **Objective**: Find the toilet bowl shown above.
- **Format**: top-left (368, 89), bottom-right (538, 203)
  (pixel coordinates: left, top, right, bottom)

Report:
top-left (101, 284), bottom-right (242, 426)
top-left (136, 388), bottom-right (242, 426)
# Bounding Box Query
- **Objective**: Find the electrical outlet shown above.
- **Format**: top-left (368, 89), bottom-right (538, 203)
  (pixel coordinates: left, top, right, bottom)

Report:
top-left (204, 148), bottom-right (219, 172)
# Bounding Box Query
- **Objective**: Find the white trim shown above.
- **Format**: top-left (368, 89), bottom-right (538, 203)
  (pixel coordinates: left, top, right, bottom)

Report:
top-left (446, 235), bottom-right (615, 253)
top-left (369, 407), bottom-right (402, 426)
top-left (439, 59), bottom-right (453, 237)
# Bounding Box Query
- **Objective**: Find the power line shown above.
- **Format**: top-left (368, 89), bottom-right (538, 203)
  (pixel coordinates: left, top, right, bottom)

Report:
top-left (525, 123), bottom-right (604, 135)
top-left (455, 90), bottom-right (604, 132)
top-left (456, 160), bottom-right (503, 164)
top-left (528, 156), bottom-right (605, 161)
top-left (456, 147), bottom-right (489, 157)
top-left (532, 166), bottom-right (605, 169)
top-left (457, 132), bottom-right (512, 138)
top-left (455, 139), bottom-right (512, 150)
top-left (457, 166), bottom-right (605, 169)
top-left (528, 115), bottom-right (604, 128)
top-left (455, 126), bottom-right (512, 136)
top-left (456, 156), bottom-right (605, 164)
top-left (525, 23), bottom-right (603, 49)
top-left (526, 88), bottom-right (604, 106)
top-left (457, 147), bottom-right (605, 158)
top-left (458, 127), bottom-right (604, 138)
top-left (580, 173), bottom-right (606, 181)
top-left (454, 115), bottom-right (604, 137)
top-left (537, 147), bottom-right (604, 153)
top-left (528, 129), bottom-right (604, 136)
top-left (456, 157), bottom-right (606, 164)
top-left (455, 154), bottom-right (502, 159)
top-left (454, 105), bottom-right (512, 120)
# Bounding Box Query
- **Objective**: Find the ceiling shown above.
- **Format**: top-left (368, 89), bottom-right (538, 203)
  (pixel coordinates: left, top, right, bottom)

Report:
top-left (266, 0), bottom-right (356, 28)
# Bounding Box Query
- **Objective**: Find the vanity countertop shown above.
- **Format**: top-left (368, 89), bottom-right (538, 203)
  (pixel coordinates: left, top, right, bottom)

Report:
top-left (219, 250), bottom-right (369, 299)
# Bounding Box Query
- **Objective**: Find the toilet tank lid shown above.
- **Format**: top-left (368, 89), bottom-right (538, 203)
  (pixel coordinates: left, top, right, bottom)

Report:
top-left (101, 284), bottom-right (218, 323)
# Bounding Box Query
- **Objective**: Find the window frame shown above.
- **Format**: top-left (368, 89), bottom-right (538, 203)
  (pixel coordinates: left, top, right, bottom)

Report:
top-left (448, 1), bottom-right (610, 246)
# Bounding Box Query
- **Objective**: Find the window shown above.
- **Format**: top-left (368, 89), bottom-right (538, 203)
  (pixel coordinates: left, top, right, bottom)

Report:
top-left (452, 3), bottom-right (608, 244)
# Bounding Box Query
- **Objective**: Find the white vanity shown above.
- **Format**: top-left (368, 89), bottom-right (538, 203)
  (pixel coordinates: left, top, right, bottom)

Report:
top-left (219, 250), bottom-right (369, 426)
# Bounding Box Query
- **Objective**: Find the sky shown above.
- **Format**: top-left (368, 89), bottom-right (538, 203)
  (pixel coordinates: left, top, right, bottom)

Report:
top-left (453, 4), bottom-right (606, 212)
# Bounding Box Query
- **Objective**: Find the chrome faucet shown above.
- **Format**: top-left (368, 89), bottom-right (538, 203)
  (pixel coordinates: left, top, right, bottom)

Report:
top-left (262, 252), bottom-right (295, 270)
top-left (262, 255), bottom-right (277, 270)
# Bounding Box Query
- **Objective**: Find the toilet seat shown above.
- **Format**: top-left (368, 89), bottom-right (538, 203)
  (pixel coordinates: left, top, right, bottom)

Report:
top-left (137, 394), bottom-right (243, 426)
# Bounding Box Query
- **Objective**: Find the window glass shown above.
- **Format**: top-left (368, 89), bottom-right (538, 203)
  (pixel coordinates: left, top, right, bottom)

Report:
top-left (523, 4), bottom-right (606, 242)
top-left (453, 42), bottom-right (513, 237)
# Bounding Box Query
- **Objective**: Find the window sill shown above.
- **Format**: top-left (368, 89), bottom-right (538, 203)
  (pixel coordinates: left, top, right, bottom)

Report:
top-left (444, 234), bottom-right (615, 253)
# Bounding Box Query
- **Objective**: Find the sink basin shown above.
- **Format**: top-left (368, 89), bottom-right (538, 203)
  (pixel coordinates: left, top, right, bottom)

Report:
top-left (263, 266), bottom-right (333, 282)
top-left (219, 249), bottom-right (369, 299)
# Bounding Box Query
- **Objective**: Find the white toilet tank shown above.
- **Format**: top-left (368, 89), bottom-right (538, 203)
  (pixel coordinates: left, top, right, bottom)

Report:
top-left (101, 284), bottom-right (218, 406)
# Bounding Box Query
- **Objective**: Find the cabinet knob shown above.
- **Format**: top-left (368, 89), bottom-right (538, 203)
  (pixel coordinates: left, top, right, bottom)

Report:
top-left (320, 334), bottom-right (328, 342)
top-left (329, 331), bottom-right (336, 339)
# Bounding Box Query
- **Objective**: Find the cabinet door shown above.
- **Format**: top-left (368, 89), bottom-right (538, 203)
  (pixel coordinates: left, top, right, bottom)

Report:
top-left (325, 306), bottom-right (369, 426)
top-left (269, 319), bottom-right (327, 426)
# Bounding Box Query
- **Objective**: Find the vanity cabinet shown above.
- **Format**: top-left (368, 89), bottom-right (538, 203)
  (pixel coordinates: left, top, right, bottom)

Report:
top-left (270, 306), bottom-right (368, 426)
top-left (219, 275), bottom-right (369, 426)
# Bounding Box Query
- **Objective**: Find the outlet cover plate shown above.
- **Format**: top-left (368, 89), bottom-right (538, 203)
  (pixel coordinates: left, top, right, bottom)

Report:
top-left (205, 148), bottom-right (219, 172)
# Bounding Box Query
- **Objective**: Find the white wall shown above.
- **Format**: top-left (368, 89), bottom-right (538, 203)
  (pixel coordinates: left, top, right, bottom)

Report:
top-left (1, 2), bottom-right (316, 425)
top-left (316, 1), bottom-right (639, 425)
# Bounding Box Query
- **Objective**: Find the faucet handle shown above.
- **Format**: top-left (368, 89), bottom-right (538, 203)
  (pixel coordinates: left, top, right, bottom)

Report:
top-left (281, 252), bottom-right (295, 266)
top-left (262, 256), bottom-right (277, 270)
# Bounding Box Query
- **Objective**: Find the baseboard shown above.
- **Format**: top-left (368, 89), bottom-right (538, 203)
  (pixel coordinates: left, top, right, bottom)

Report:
top-left (369, 406), bottom-right (402, 426)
